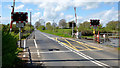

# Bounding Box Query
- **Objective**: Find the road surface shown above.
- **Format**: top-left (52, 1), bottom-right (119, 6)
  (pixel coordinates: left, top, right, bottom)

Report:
top-left (25, 30), bottom-right (119, 68)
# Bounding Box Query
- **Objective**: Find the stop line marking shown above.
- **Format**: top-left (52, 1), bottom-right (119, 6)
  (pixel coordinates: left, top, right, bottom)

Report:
top-left (24, 50), bottom-right (72, 54)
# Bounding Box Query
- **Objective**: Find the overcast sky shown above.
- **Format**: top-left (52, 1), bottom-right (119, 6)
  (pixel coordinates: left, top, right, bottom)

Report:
top-left (1, 0), bottom-right (120, 26)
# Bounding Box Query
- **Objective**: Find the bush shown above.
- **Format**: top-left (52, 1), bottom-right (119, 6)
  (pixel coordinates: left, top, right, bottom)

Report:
top-left (82, 30), bottom-right (93, 36)
top-left (2, 32), bottom-right (19, 68)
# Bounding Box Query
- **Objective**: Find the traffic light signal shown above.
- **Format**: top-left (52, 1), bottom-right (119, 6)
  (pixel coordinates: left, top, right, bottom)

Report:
top-left (90, 19), bottom-right (100, 26)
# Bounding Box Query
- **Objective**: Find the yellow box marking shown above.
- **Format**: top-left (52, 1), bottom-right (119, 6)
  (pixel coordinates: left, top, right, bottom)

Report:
top-left (66, 38), bottom-right (102, 50)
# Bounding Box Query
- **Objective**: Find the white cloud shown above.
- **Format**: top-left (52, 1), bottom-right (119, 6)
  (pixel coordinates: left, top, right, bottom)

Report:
top-left (2, 0), bottom-right (119, 2)
top-left (26, 8), bottom-right (33, 11)
top-left (8, 4), bottom-right (24, 10)
top-left (19, 0), bottom-right (103, 23)
top-left (1, 17), bottom-right (10, 24)
top-left (60, 13), bottom-right (64, 17)
top-left (4, 0), bottom-right (118, 25)
top-left (82, 7), bottom-right (118, 26)
top-left (32, 12), bottom-right (41, 18)
top-left (32, 12), bottom-right (41, 24)
top-left (65, 15), bottom-right (74, 20)
top-left (15, 5), bottom-right (24, 10)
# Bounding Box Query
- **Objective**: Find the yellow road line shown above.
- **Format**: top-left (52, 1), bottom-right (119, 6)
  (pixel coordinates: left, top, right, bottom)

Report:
top-left (62, 38), bottom-right (78, 50)
top-left (77, 49), bottom-right (91, 51)
top-left (66, 38), bottom-right (102, 50)
top-left (65, 38), bottom-right (91, 50)
top-left (56, 37), bottom-right (100, 51)
top-left (56, 37), bottom-right (78, 51)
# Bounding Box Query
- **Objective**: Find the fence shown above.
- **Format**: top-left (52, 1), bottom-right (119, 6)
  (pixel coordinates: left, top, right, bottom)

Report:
top-left (99, 33), bottom-right (119, 47)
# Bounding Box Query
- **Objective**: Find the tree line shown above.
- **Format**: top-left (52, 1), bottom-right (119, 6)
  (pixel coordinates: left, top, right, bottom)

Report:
top-left (36, 19), bottom-right (119, 36)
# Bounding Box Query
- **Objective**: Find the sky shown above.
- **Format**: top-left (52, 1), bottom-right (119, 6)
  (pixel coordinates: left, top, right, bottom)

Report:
top-left (0, 0), bottom-right (120, 27)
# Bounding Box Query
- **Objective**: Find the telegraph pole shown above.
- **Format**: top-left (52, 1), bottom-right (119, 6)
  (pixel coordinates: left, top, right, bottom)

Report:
top-left (30, 12), bottom-right (31, 33)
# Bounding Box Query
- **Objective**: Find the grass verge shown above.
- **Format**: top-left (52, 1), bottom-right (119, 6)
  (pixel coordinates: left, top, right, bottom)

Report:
top-left (39, 29), bottom-right (72, 38)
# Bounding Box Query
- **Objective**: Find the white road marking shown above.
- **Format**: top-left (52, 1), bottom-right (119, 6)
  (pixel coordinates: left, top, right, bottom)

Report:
top-left (59, 42), bottom-right (111, 68)
top-left (40, 32), bottom-right (111, 68)
top-left (34, 39), bottom-right (40, 57)
top-left (24, 51), bottom-right (72, 54)
top-left (23, 39), bottom-right (26, 51)
top-left (24, 39), bottom-right (26, 48)
top-left (34, 39), bottom-right (38, 48)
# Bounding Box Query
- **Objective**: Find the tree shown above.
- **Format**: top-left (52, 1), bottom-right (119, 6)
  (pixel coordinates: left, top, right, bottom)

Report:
top-left (82, 21), bottom-right (90, 29)
top-left (78, 21), bottom-right (90, 31)
top-left (106, 21), bottom-right (118, 31)
top-left (35, 21), bottom-right (41, 29)
top-left (52, 22), bottom-right (57, 28)
top-left (59, 19), bottom-right (67, 29)
top-left (52, 22), bottom-right (57, 31)
top-left (46, 22), bottom-right (52, 30)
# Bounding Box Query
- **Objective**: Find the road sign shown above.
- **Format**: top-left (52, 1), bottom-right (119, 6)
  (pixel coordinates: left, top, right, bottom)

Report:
top-left (16, 23), bottom-right (24, 28)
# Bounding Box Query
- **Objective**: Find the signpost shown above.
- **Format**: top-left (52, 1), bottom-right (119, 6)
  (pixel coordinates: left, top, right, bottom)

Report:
top-left (11, 12), bottom-right (28, 48)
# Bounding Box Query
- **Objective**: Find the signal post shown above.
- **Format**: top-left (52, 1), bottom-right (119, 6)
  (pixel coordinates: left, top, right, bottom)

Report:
top-left (90, 19), bottom-right (100, 43)
top-left (10, 0), bottom-right (28, 48)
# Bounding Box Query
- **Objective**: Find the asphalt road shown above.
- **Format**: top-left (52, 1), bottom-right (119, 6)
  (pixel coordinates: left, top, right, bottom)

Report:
top-left (26, 30), bottom-right (119, 67)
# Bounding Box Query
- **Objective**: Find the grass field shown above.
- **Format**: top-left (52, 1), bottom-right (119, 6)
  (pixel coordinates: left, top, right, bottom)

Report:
top-left (39, 29), bottom-right (72, 38)
top-left (39, 28), bottom-right (95, 39)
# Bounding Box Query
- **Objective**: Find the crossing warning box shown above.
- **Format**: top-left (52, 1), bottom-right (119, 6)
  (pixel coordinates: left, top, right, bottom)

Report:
top-left (11, 12), bottom-right (28, 28)
top-left (90, 19), bottom-right (100, 26)
top-left (11, 12), bottom-right (28, 23)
